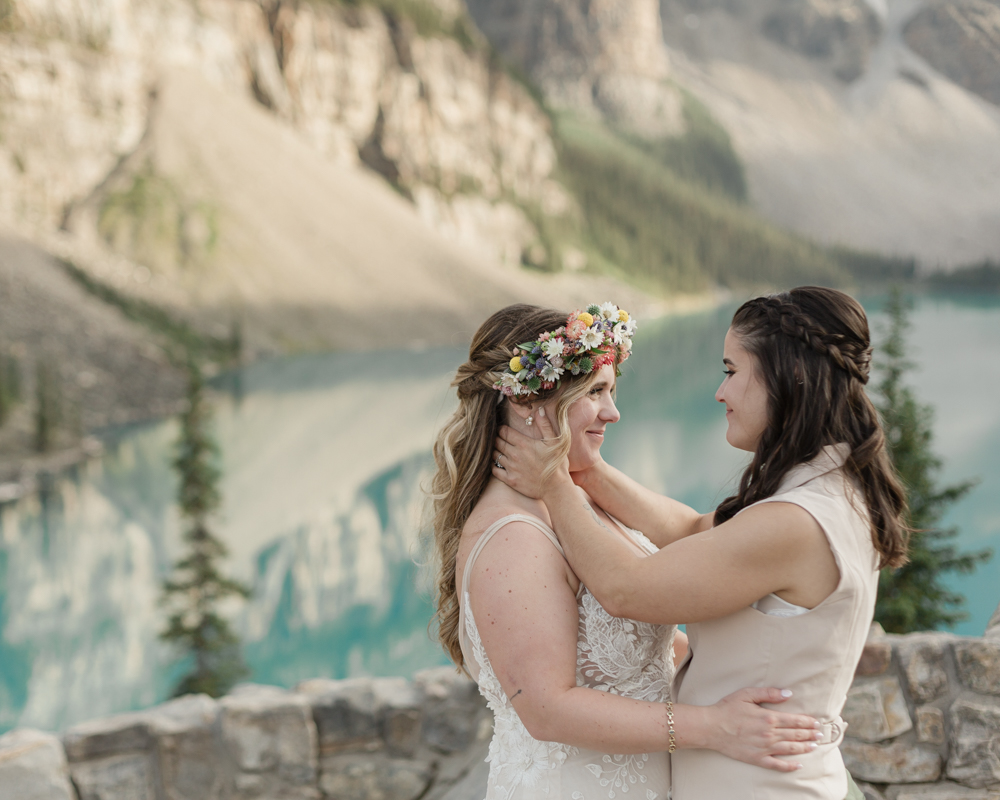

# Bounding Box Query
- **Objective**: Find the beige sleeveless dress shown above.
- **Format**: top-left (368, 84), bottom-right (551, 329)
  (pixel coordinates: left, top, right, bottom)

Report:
top-left (459, 513), bottom-right (675, 800)
top-left (672, 444), bottom-right (878, 800)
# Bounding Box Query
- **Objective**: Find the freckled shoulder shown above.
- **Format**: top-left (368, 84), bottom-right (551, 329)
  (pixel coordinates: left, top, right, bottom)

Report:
top-left (459, 516), bottom-right (579, 602)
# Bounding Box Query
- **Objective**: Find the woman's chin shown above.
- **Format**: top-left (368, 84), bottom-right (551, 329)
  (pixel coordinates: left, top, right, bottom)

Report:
top-left (725, 431), bottom-right (755, 453)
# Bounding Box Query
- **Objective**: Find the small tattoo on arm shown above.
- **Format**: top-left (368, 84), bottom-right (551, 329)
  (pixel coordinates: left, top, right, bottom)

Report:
top-left (584, 502), bottom-right (613, 534)
top-left (512, 689), bottom-right (522, 699)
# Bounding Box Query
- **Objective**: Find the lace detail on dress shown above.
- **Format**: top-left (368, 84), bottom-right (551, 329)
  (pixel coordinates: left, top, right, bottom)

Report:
top-left (576, 591), bottom-right (674, 701)
top-left (461, 515), bottom-right (674, 800)
top-left (585, 754), bottom-right (655, 798)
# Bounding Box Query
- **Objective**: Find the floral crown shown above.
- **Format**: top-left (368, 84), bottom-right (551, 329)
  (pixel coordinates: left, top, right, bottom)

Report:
top-left (494, 302), bottom-right (637, 397)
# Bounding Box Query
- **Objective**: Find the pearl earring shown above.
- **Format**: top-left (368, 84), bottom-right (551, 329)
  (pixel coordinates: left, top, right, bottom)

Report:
top-left (526, 415), bottom-right (534, 426)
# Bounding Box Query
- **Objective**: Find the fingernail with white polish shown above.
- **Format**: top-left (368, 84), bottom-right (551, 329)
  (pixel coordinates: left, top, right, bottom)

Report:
top-left (809, 742), bottom-right (818, 750)
top-left (780, 689), bottom-right (793, 698)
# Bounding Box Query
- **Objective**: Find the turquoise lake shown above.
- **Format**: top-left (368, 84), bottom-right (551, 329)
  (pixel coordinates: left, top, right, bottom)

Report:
top-left (0, 292), bottom-right (997, 733)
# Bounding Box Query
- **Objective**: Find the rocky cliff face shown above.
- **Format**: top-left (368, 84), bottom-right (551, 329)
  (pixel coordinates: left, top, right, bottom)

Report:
top-left (465, 0), bottom-right (683, 136)
top-left (0, 0), bottom-right (562, 276)
top-left (905, 0), bottom-right (1000, 107)
top-left (465, 0), bottom-right (881, 135)
top-left (664, 0), bottom-right (884, 83)
top-left (264, 1), bottom-right (563, 257)
top-left (759, 0), bottom-right (884, 82)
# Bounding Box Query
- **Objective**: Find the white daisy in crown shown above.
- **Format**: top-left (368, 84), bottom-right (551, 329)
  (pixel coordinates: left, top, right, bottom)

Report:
top-left (579, 327), bottom-right (603, 349)
top-left (499, 372), bottom-right (523, 394)
top-left (599, 301), bottom-right (619, 320)
top-left (542, 337), bottom-right (566, 359)
top-left (540, 363), bottom-right (564, 381)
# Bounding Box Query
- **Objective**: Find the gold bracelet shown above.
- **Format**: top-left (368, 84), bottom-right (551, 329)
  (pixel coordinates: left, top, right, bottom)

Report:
top-left (666, 699), bottom-right (676, 753)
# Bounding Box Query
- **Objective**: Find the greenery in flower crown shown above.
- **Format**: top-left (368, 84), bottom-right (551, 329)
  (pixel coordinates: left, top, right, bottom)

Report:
top-left (494, 302), bottom-right (637, 397)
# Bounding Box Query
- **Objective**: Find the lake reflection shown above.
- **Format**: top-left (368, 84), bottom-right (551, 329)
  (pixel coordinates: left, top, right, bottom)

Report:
top-left (0, 294), bottom-right (997, 733)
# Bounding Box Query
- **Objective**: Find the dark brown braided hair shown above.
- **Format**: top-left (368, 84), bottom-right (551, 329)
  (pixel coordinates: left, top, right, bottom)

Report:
top-left (714, 286), bottom-right (909, 569)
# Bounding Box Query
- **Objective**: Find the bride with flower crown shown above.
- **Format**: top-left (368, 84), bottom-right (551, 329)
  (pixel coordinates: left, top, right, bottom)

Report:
top-left (429, 303), bottom-right (823, 799)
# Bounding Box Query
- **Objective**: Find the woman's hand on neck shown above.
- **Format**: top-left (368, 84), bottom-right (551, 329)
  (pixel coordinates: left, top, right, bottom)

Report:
top-left (484, 400), bottom-right (558, 519)
top-left (507, 400), bottom-right (548, 441)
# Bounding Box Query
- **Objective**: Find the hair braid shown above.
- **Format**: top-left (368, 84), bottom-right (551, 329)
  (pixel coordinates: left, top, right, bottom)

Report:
top-left (758, 296), bottom-right (872, 384)
top-left (453, 347), bottom-right (508, 400)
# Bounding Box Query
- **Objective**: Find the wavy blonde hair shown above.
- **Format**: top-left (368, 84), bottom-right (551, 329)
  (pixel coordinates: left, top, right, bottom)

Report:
top-left (429, 304), bottom-right (608, 668)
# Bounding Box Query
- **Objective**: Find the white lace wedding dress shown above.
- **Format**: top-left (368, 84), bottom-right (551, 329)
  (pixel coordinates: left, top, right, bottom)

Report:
top-left (458, 513), bottom-right (676, 800)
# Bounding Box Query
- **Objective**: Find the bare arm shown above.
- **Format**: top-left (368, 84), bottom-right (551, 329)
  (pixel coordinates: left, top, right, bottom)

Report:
top-left (467, 521), bottom-right (821, 768)
top-left (573, 459), bottom-right (714, 547)
top-left (493, 411), bottom-right (839, 625)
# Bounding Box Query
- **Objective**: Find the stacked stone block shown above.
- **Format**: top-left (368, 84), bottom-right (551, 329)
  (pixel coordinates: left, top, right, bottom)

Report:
top-left (0, 668), bottom-right (491, 800)
top-left (842, 608), bottom-right (1000, 800)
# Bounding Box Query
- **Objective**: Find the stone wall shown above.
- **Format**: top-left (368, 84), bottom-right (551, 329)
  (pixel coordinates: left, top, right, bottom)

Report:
top-left (3, 613), bottom-right (999, 800)
top-left (842, 607), bottom-right (1000, 800)
top-left (0, 668), bottom-right (493, 800)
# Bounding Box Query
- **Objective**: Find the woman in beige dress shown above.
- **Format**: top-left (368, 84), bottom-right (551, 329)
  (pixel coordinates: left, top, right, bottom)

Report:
top-left (492, 287), bottom-right (908, 799)
top-left (430, 303), bottom-right (826, 800)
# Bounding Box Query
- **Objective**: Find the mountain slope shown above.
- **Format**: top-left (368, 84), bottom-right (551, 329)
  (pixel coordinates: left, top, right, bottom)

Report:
top-left (469, 0), bottom-right (1000, 269)
top-left (62, 67), bottom-right (659, 353)
top-left (0, 0), bottom-right (559, 266)
top-left (551, 113), bottom-right (851, 293)
top-left (0, 0), bottom-right (667, 362)
top-left (659, 0), bottom-right (1000, 268)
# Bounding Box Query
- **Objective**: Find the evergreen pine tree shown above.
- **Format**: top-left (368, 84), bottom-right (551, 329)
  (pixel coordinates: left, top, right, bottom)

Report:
top-left (161, 360), bottom-right (249, 697)
top-left (8, 354), bottom-right (21, 404)
top-left (34, 358), bottom-right (61, 452)
top-left (0, 352), bottom-right (10, 427)
top-left (228, 315), bottom-right (244, 368)
top-left (874, 290), bottom-right (992, 632)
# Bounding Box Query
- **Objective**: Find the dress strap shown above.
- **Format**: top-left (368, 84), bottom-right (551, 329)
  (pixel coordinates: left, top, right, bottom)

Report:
top-left (460, 514), bottom-right (564, 599)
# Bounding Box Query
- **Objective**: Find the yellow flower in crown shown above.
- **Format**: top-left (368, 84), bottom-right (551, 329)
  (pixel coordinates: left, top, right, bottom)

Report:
top-left (576, 311), bottom-right (594, 327)
top-left (618, 310), bottom-right (629, 322)
top-left (509, 356), bottom-right (524, 372)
